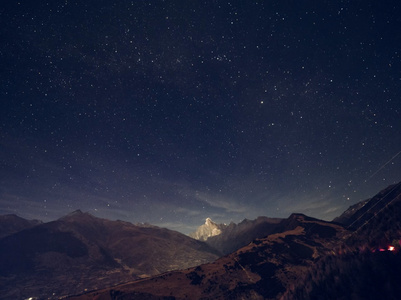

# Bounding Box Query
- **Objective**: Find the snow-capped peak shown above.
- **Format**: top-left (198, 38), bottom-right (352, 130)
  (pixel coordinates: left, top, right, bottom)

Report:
top-left (189, 217), bottom-right (226, 241)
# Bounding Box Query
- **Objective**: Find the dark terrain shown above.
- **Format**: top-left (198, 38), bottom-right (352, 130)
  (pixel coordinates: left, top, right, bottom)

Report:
top-left (1, 182), bottom-right (401, 299)
top-left (203, 216), bottom-right (284, 255)
top-left (0, 214), bottom-right (42, 238)
top-left (70, 214), bottom-right (349, 300)
top-left (0, 211), bottom-right (219, 299)
top-left (69, 182), bottom-right (401, 300)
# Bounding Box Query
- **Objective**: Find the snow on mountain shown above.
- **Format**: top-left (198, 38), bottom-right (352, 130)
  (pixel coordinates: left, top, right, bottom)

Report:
top-left (189, 218), bottom-right (227, 241)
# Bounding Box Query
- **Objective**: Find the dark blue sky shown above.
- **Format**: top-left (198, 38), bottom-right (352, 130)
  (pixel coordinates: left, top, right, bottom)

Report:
top-left (1, 1), bottom-right (400, 233)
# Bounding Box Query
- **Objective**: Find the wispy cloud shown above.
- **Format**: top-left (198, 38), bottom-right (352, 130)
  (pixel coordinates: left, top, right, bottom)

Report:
top-left (174, 207), bottom-right (202, 217)
top-left (278, 191), bottom-right (344, 221)
top-left (192, 190), bottom-right (247, 214)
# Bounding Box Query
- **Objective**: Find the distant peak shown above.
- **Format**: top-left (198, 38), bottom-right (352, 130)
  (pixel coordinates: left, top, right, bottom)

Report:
top-left (1, 214), bottom-right (20, 219)
top-left (0, 214), bottom-right (42, 224)
top-left (5, 213), bottom-right (18, 217)
top-left (190, 218), bottom-right (226, 241)
top-left (289, 213), bottom-right (306, 219)
top-left (59, 209), bottom-right (94, 221)
top-left (68, 209), bottom-right (84, 216)
top-left (205, 218), bottom-right (215, 225)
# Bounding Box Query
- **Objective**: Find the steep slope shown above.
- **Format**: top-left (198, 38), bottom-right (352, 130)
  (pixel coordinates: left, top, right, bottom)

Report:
top-left (58, 210), bottom-right (220, 275)
top-left (0, 210), bottom-right (219, 300)
top-left (0, 214), bottom-right (41, 238)
top-left (283, 184), bottom-right (401, 299)
top-left (333, 182), bottom-right (401, 230)
top-left (64, 182), bottom-right (401, 300)
top-left (70, 214), bottom-right (349, 300)
top-left (282, 250), bottom-right (401, 300)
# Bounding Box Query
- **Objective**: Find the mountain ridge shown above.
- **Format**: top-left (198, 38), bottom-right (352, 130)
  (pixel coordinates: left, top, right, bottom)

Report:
top-left (69, 212), bottom-right (350, 300)
top-left (68, 182), bottom-right (401, 300)
top-left (333, 181), bottom-right (401, 230)
top-left (191, 215), bottom-right (288, 255)
top-left (189, 217), bottom-right (228, 241)
top-left (0, 211), bottom-right (220, 299)
top-left (2, 182), bottom-right (401, 299)
top-left (0, 214), bottom-right (42, 238)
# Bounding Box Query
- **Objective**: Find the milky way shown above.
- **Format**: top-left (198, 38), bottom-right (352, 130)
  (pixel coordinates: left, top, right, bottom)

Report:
top-left (1, 1), bottom-right (400, 233)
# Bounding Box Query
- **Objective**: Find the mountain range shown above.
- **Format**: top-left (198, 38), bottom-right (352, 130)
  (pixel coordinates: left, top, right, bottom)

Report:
top-left (71, 213), bottom-right (349, 300)
top-left (1, 182), bottom-right (401, 299)
top-left (190, 216), bottom-right (284, 255)
top-left (189, 217), bottom-right (227, 241)
top-left (0, 210), bottom-right (219, 299)
top-left (0, 214), bottom-right (42, 239)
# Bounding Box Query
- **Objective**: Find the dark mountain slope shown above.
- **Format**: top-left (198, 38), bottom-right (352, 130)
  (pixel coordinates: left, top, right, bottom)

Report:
top-left (70, 214), bottom-right (349, 300)
top-left (0, 214), bottom-right (41, 238)
top-left (70, 182), bottom-right (401, 300)
top-left (333, 182), bottom-right (401, 230)
top-left (0, 210), bottom-right (219, 300)
top-left (283, 250), bottom-right (401, 300)
top-left (340, 185), bottom-right (401, 253)
top-left (283, 192), bottom-right (401, 300)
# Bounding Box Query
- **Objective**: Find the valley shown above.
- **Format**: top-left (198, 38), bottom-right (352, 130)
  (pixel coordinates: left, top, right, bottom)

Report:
top-left (1, 182), bottom-right (401, 299)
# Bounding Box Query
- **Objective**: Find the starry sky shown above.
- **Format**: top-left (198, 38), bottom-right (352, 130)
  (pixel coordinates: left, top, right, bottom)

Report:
top-left (1, 1), bottom-right (400, 234)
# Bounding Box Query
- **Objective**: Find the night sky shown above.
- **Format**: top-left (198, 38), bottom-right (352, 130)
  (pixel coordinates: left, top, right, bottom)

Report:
top-left (1, 1), bottom-right (400, 234)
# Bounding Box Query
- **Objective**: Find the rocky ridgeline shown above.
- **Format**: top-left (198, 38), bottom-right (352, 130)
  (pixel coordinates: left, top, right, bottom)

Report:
top-left (189, 217), bottom-right (227, 241)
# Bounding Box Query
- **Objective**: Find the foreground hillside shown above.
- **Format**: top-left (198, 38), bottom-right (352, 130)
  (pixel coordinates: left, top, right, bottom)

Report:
top-left (1, 182), bottom-right (400, 299)
top-left (284, 183), bottom-right (401, 299)
top-left (70, 182), bottom-right (401, 300)
top-left (70, 214), bottom-right (349, 300)
top-left (282, 250), bottom-right (401, 300)
top-left (0, 211), bottom-right (219, 299)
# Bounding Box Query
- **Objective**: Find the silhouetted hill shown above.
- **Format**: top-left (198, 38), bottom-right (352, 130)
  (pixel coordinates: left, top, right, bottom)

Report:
top-left (69, 182), bottom-right (401, 300)
top-left (70, 214), bottom-right (349, 300)
top-left (192, 214), bottom-right (334, 256)
top-left (282, 250), bottom-right (401, 300)
top-left (333, 182), bottom-right (401, 230)
top-left (0, 210), bottom-right (219, 299)
top-left (0, 214), bottom-right (41, 238)
top-left (3, 182), bottom-right (401, 299)
top-left (283, 184), bottom-right (401, 299)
